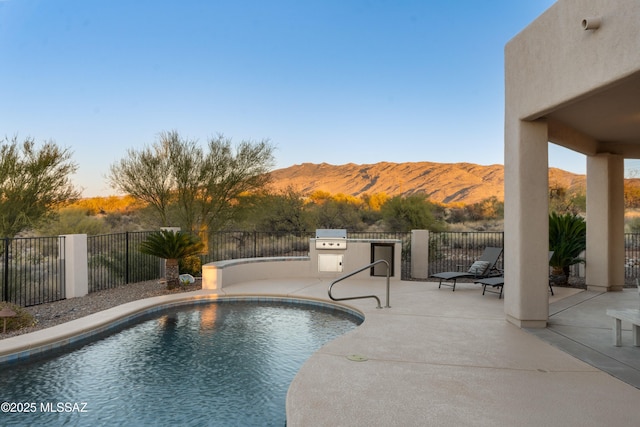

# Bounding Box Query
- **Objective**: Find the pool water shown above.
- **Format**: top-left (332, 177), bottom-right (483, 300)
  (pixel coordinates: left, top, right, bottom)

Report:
top-left (0, 301), bottom-right (361, 426)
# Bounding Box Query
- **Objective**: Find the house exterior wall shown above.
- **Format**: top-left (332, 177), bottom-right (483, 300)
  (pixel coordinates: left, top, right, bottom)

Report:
top-left (506, 0), bottom-right (640, 123)
top-left (504, 0), bottom-right (640, 327)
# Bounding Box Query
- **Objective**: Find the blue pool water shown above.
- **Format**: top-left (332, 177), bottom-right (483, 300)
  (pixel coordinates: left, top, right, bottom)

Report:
top-left (0, 300), bottom-right (361, 426)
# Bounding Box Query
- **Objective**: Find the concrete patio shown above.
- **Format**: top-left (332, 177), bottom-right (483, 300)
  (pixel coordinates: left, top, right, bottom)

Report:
top-left (1, 277), bottom-right (639, 426)
top-left (528, 287), bottom-right (640, 389)
top-left (275, 278), bottom-right (640, 426)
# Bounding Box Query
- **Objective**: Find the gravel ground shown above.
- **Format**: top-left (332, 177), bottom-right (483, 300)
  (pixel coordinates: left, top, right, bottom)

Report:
top-left (1, 279), bottom-right (201, 340)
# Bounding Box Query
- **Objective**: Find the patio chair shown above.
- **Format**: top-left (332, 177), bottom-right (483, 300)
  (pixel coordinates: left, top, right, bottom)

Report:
top-left (475, 251), bottom-right (555, 299)
top-left (476, 276), bottom-right (506, 298)
top-left (431, 247), bottom-right (503, 291)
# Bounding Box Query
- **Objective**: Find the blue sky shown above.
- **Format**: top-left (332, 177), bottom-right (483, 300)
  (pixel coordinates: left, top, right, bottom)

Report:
top-left (1, 0), bottom-right (588, 197)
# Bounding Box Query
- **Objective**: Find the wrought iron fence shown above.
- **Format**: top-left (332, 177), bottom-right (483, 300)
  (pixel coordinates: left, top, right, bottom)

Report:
top-left (87, 231), bottom-right (163, 292)
top-left (200, 230), bottom-right (413, 280)
top-left (428, 232), bottom-right (505, 276)
top-left (427, 231), bottom-right (640, 285)
top-left (0, 236), bottom-right (65, 306)
top-left (624, 233), bottom-right (640, 284)
top-left (201, 231), bottom-right (315, 263)
top-left (12, 229), bottom-right (640, 308)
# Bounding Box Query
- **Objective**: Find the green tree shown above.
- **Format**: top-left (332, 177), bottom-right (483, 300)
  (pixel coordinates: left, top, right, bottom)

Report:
top-left (108, 137), bottom-right (174, 226)
top-left (165, 131), bottom-right (205, 233)
top-left (549, 184), bottom-right (586, 215)
top-left (446, 204), bottom-right (468, 223)
top-left (0, 136), bottom-right (80, 237)
top-left (465, 197), bottom-right (504, 221)
top-left (624, 181), bottom-right (640, 208)
top-left (36, 207), bottom-right (109, 236)
top-left (108, 131), bottom-right (275, 233)
top-left (362, 192), bottom-right (389, 211)
top-left (626, 217), bottom-right (640, 233)
top-left (311, 198), bottom-right (365, 230)
top-left (139, 229), bottom-right (205, 289)
top-left (191, 134), bottom-right (275, 232)
top-left (380, 195), bottom-right (446, 232)
top-left (236, 187), bottom-right (313, 232)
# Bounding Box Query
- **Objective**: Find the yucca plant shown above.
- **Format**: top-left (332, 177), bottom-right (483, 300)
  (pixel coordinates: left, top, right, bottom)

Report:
top-left (139, 230), bottom-right (205, 289)
top-left (549, 212), bottom-right (586, 285)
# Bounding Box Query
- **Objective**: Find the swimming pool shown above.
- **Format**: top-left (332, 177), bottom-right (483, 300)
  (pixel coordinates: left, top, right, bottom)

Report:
top-left (0, 299), bottom-right (362, 426)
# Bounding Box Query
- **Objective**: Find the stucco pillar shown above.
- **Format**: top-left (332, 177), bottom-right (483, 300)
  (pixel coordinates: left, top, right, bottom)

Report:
top-left (63, 234), bottom-right (88, 298)
top-left (504, 119), bottom-right (549, 328)
top-left (411, 230), bottom-right (429, 279)
top-left (585, 153), bottom-right (625, 292)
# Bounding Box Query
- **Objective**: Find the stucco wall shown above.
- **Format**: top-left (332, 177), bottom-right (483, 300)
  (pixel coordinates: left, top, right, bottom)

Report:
top-left (202, 239), bottom-right (402, 290)
top-left (202, 257), bottom-right (312, 290)
top-left (310, 239), bottom-right (402, 281)
top-left (506, 0), bottom-right (640, 121)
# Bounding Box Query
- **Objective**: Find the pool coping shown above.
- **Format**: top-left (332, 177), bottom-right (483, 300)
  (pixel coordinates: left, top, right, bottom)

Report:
top-left (3, 280), bottom-right (640, 426)
top-left (0, 290), bottom-right (364, 366)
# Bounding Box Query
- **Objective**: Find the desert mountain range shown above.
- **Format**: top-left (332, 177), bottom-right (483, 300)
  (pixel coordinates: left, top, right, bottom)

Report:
top-left (266, 162), bottom-right (587, 205)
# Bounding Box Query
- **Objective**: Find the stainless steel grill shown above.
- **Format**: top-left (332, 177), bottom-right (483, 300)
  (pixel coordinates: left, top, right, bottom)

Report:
top-left (315, 229), bottom-right (347, 250)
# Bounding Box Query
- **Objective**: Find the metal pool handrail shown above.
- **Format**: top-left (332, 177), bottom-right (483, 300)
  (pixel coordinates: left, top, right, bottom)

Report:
top-left (328, 260), bottom-right (391, 309)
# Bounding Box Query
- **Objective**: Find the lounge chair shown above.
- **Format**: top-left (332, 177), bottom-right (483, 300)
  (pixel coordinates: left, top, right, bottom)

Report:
top-left (431, 247), bottom-right (503, 291)
top-left (476, 276), bottom-right (506, 298)
top-left (475, 251), bottom-right (555, 298)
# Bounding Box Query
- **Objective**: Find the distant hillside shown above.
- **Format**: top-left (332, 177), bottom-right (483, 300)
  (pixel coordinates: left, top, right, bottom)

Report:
top-left (267, 162), bottom-right (586, 205)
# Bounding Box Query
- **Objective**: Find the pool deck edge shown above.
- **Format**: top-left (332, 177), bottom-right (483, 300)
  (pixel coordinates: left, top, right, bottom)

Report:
top-left (0, 290), bottom-right (221, 362)
top-left (0, 285), bottom-right (365, 365)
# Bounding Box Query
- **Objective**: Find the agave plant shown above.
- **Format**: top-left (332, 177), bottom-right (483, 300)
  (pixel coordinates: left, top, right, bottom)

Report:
top-left (549, 212), bottom-right (586, 285)
top-left (139, 230), bottom-right (205, 289)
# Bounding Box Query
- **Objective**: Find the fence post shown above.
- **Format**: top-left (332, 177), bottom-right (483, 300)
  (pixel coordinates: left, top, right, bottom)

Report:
top-left (3, 238), bottom-right (8, 302)
top-left (411, 230), bottom-right (430, 279)
top-left (125, 231), bottom-right (130, 284)
top-left (63, 234), bottom-right (89, 298)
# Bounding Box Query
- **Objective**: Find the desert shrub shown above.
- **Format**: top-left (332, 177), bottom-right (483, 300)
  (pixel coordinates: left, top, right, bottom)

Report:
top-left (36, 207), bottom-right (110, 236)
top-left (381, 195), bottom-right (446, 232)
top-left (0, 302), bottom-right (36, 332)
top-left (626, 216), bottom-right (640, 233)
top-left (179, 255), bottom-right (202, 277)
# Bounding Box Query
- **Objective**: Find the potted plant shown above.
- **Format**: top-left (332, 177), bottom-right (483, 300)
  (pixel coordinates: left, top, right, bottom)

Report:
top-left (139, 229), bottom-right (205, 289)
top-left (549, 212), bottom-right (586, 286)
